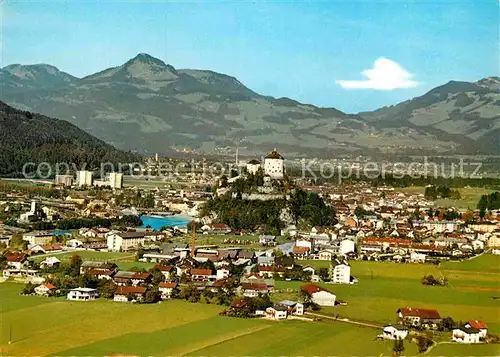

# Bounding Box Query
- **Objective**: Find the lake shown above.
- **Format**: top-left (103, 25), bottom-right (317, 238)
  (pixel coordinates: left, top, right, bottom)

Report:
top-left (140, 215), bottom-right (192, 230)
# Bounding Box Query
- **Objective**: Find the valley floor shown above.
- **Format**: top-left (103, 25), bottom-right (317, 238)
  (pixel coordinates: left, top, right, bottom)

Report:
top-left (1, 255), bottom-right (499, 356)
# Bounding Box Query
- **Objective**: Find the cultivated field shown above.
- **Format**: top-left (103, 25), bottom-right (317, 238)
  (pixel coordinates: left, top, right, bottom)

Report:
top-left (395, 186), bottom-right (493, 209)
top-left (1, 255), bottom-right (498, 356)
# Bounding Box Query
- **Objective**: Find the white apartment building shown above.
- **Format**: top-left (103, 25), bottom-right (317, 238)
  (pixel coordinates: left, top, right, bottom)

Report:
top-left (77, 170), bottom-right (93, 187)
top-left (107, 231), bottom-right (146, 252)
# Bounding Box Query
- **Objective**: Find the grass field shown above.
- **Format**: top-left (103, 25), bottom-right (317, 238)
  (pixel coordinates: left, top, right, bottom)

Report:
top-left (0, 282), bottom-right (421, 357)
top-left (278, 256), bottom-right (500, 334)
top-left (2, 255), bottom-right (499, 356)
top-left (396, 186), bottom-right (493, 209)
top-left (31, 250), bottom-right (132, 263)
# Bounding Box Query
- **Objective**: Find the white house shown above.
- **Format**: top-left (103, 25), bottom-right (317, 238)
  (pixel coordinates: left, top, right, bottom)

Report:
top-left (265, 306), bottom-right (288, 320)
top-left (278, 300), bottom-right (304, 316)
top-left (295, 238), bottom-right (313, 249)
top-left (40, 256), bottom-right (61, 268)
top-left (452, 326), bottom-right (481, 343)
top-left (378, 325), bottom-right (409, 340)
top-left (410, 251), bottom-right (427, 263)
top-left (317, 250), bottom-right (333, 261)
top-left (216, 267), bottom-right (230, 280)
top-left (67, 287), bottom-right (98, 301)
top-left (301, 284), bottom-right (336, 306)
top-left (67, 239), bottom-right (83, 248)
top-left (263, 150), bottom-right (284, 179)
top-left (339, 239), bottom-right (355, 256)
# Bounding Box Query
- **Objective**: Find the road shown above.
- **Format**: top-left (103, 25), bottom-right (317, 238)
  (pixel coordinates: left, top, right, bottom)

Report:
top-left (304, 311), bottom-right (383, 329)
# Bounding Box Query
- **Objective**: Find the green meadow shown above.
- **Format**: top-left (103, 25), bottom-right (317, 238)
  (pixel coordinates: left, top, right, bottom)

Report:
top-left (395, 186), bottom-right (493, 209)
top-left (1, 255), bottom-right (498, 356)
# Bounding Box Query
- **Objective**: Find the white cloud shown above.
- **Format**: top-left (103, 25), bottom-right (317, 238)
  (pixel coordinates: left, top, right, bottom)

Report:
top-left (337, 57), bottom-right (419, 90)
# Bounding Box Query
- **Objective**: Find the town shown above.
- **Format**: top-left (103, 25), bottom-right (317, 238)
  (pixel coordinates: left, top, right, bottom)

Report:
top-left (1, 150), bottom-right (499, 355)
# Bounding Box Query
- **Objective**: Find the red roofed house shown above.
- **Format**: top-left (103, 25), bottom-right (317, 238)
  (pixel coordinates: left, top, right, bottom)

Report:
top-left (301, 283), bottom-right (336, 306)
top-left (292, 246), bottom-right (310, 260)
top-left (152, 265), bottom-right (174, 280)
top-left (131, 273), bottom-right (152, 286)
top-left (34, 282), bottom-right (57, 296)
top-left (209, 223), bottom-right (231, 235)
top-left (190, 268), bottom-right (214, 281)
top-left (114, 286), bottom-right (147, 302)
top-left (231, 298), bottom-right (248, 309)
top-left (30, 244), bottom-right (64, 254)
top-left (158, 282), bottom-right (178, 299)
top-left (4, 252), bottom-right (28, 270)
top-left (397, 307), bottom-right (441, 329)
top-left (465, 320), bottom-right (488, 338)
top-left (241, 282), bottom-right (270, 297)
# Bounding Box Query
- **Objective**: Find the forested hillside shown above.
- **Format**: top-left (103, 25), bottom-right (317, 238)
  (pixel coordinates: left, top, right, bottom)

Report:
top-left (0, 101), bottom-right (140, 176)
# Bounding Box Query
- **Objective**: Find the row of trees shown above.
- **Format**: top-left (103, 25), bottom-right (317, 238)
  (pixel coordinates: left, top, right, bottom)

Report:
top-left (477, 191), bottom-right (500, 211)
top-left (424, 185), bottom-right (461, 200)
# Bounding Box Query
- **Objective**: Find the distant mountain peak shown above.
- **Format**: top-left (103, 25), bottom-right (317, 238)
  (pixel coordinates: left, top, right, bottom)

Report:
top-left (128, 53), bottom-right (169, 67)
top-left (84, 53), bottom-right (178, 82)
top-left (476, 76), bottom-right (500, 90)
top-left (2, 63), bottom-right (76, 85)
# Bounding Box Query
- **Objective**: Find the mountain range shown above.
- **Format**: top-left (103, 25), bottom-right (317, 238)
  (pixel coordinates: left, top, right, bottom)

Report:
top-left (1, 53), bottom-right (498, 157)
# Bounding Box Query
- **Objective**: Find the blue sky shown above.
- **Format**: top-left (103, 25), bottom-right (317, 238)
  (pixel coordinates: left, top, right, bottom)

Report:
top-left (1, 0), bottom-right (498, 112)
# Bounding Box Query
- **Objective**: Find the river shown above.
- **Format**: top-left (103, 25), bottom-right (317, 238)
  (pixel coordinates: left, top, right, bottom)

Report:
top-left (140, 215), bottom-right (192, 230)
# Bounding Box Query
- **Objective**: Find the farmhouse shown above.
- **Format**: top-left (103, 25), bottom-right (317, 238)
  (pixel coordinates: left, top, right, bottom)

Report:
top-left (241, 282), bottom-right (270, 297)
top-left (80, 261), bottom-right (118, 275)
top-left (67, 287), bottom-right (98, 301)
top-left (29, 243), bottom-right (64, 254)
top-left (158, 282), bottom-right (178, 299)
top-left (465, 320), bottom-right (488, 338)
top-left (189, 268), bottom-right (214, 281)
top-left (278, 300), bottom-right (304, 316)
top-left (452, 325), bottom-right (481, 344)
top-left (378, 325), bottom-right (409, 340)
top-left (40, 256), bottom-right (61, 268)
top-left (114, 286), bottom-right (147, 302)
top-left (34, 282), bottom-right (57, 296)
top-left (152, 265), bottom-right (174, 280)
top-left (301, 283), bottom-right (336, 306)
top-left (397, 307), bottom-right (441, 329)
top-left (5, 252), bottom-right (28, 270)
